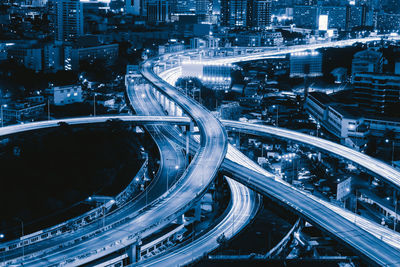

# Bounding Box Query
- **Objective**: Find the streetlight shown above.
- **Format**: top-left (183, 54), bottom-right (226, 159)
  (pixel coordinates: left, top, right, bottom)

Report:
top-left (385, 139), bottom-right (395, 166)
top-left (93, 93), bottom-right (97, 116)
top-left (394, 192), bottom-right (398, 232)
top-left (0, 233), bottom-right (4, 264)
top-left (47, 99), bottom-right (51, 120)
top-left (272, 105), bottom-right (279, 127)
top-left (1, 104), bottom-right (7, 127)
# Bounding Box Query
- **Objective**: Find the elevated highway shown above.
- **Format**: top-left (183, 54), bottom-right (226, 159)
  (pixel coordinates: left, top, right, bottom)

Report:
top-left (222, 120), bottom-right (400, 191)
top-left (124, 77), bottom-right (400, 265)
top-left (3, 115), bottom-right (400, 266)
top-left (3, 36), bottom-right (400, 266)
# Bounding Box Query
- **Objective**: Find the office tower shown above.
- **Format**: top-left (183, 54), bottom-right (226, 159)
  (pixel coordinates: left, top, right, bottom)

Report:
top-left (196, 0), bottom-right (211, 15)
top-left (175, 0), bottom-right (196, 13)
top-left (50, 0), bottom-right (83, 43)
top-left (353, 73), bottom-right (400, 114)
top-left (249, 0), bottom-right (272, 29)
top-left (346, 4), bottom-right (373, 30)
top-left (221, 0), bottom-right (248, 27)
top-left (320, 6), bottom-right (347, 30)
top-left (293, 5), bottom-right (319, 28)
top-left (146, 0), bottom-right (169, 23)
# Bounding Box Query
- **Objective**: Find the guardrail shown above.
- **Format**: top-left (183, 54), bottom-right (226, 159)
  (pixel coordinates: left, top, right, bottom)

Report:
top-left (264, 218), bottom-right (301, 259)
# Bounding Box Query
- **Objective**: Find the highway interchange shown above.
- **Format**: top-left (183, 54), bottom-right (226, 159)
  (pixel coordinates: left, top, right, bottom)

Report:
top-left (2, 36), bottom-right (400, 266)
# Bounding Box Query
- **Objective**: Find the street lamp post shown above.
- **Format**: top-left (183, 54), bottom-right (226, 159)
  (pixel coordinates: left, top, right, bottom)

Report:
top-left (392, 140), bottom-right (395, 166)
top-left (1, 104), bottom-right (7, 127)
top-left (47, 99), bottom-right (50, 120)
top-left (93, 93), bottom-right (96, 116)
top-left (272, 105), bottom-right (279, 127)
top-left (261, 144), bottom-right (264, 158)
top-left (385, 139), bottom-right (395, 166)
top-left (146, 184), bottom-right (148, 206)
top-left (394, 191), bottom-right (398, 232)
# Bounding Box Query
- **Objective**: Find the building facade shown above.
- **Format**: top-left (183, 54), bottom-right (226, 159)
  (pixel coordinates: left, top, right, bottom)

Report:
top-left (50, 0), bottom-right (84, 43)
top-left (46, 84), bottom-right (83, 105)
top-left (351, 49), bottom-right (383, 77)
top-left (221, 0), bottom-right (248, 27)
top-left (146, 0), bottom-right (170, 23)
top-left (248, 0), bottom-right (272, 29)
top-left (305, 92), bottom-right (400, 146)
top-left (64, 43), bottom-right (119, 71)
top-left (353, 73), bottom-right (400, 115)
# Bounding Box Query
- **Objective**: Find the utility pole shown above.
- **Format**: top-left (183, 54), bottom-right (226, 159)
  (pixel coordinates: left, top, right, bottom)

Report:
top-left (394, 191), bottom-right (397, 232)
top-left (1, 105), bottom-right (5, 127)
top-left (93, 93), bottom-right (96, 116)
top-left (47, 99), bottom-right (50, 120)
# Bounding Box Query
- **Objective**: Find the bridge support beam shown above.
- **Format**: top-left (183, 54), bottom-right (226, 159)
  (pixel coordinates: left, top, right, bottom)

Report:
top-left (127, 240), bottom-right (141, 264)
top-left (185, 122), bottom-right (194, 166)
top-left (176, 214), bottom-right (185, 224)
top-left (194, 202), bottom-right (202, 221)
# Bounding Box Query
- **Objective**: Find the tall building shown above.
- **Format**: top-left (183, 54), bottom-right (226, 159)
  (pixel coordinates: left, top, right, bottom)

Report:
top-left (377, 12), bottom-right (400, 32)
top-left (196, 0), bottom-right (211, 15)
top-left (175, 0), bottom-right (196, 13)
top-left (146, 0), bottom-right (170, 23)
top-left (293, 5), bottom-right (319, 29)
top-left (50, 0), bottom-right (84, 43)
top-left (346, 4), bottom-right (373, 30)
top-left (320, 6), bottom-right (347, 30)
top-left (221, 0), bottom-right (248, 27)
top-left (221, 0), bottom-right (271, 28)
top-left (248, 0), bottom-right (272, 29)
top-left (353, 73), bottom-right (400, 114)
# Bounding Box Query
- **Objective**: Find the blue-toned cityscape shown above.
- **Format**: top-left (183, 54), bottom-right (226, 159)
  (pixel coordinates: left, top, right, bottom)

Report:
top-left (1, 0), bottom-right (400, 266)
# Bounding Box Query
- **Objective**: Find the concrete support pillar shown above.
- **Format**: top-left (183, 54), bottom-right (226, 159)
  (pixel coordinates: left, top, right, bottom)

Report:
top-left (185, 122), bottom-right (194, 166)
top-left (160, 94), bottom-right (165, 109)
top-left (166, 99), bottom-right (170, 114)
top-left (233, 132), bottom-right (240, 148)
top-left (176, 214), bottom-right (185, 225)
top-left (165, 97), bottom-right (169, 112)
top-left (176, 107), bottom-right (182, 117)
top-left (127, 240), bottom-right (141, 264)
top-left (170, 102), bottom-right (176, 116)
top-left (167, 100), bottom-right (172, 115)
top-left (194, 202), bottom-right (202, 222)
